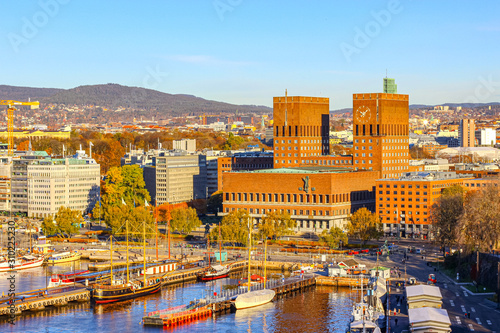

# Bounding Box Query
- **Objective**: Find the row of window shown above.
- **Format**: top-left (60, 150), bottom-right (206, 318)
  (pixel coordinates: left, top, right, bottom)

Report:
top-left (224, 207), bottom-right (350, 217)
top-left (225, 191), bottom-right (372, 204)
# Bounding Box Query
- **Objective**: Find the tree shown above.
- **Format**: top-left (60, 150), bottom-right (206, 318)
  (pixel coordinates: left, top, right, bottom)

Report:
top-left (430, 184), bottom-right (465, 251)
top-left (257, 211), bottom-right (295, 240)
top-left (347, 208), bottom-right (383, 245)
top-left (320, 226), bottom-right (348, 249)
top-left (457, 184), bottom-right (500, 253)
top-left (207, 191), bottom-right (223, 214)
top-left (54, 206), bottom-right (83, 237)
top-left (41, 216), bottom-right (58, 236)
top-left (169, 207), bottom-right (202, 235)
top-left (17, 140), bottom-right (30, 151)
top-left (210, 209), bottom-right (252, 246)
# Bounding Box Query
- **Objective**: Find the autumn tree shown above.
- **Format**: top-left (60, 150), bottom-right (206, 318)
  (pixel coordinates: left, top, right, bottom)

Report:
top-left (457, 185), bottom-right (500, 253)
top-left (169, 207), bottom-right (202, 235)
top-left (347, 207), bottom-right (383, 245)
top-left (320, 226), bottom-right (348, 249)
top-left (430, 184), bottom-right (465, 252)
top-left (17, 140), bottom-right (30, 151)
top-left (41, 216), bottom-right (58, 236)
top-left (210, 209), bottom-right (253, 246)
top-left (220, 133), bottom-right (244, 150)
top-left (257, 211), bottom-right (295, 240)
top-left (54, 206), bottom-right (83, 237)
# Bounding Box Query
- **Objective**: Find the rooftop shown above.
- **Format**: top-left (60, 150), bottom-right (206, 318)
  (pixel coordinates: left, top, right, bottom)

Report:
top-left (408, 307), bottom-right (451, 325)
top-left (380, 171), bottom-right (473, 182)
top-left (406, 285), bottom-right (442, 298)
top-left (245, 167), bottom-right (354, 174)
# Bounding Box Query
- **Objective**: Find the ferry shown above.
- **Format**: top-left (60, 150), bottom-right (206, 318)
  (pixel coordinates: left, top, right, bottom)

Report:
top-left (0, 254), bottom-right (45, 272)
top-left (48, 269), bottom-right (89, 288)
top-left (46, 251), bottom-right (81, 264)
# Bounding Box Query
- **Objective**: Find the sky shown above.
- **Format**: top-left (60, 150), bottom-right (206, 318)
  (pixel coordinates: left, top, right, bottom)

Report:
top-left (1, 0), bottom-right (500, 109)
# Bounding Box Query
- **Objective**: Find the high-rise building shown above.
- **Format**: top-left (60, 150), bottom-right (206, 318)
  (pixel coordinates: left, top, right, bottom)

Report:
top-left (460, 119), bottom-right (475, 147)
top-left (273, 92), bottom-right (330, 168)
top-left (173, 139), bottom-right (196, 152)
top-left (383, 78), bottom-right (398, 94)
top-left (475, 128), bottom-right (496, 146)
top-left (352, 89), bottom-right (410, 178)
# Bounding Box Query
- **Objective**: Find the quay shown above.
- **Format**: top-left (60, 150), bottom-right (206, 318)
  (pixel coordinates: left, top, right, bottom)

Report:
top-left (315, 276), bottom-right (370, 288)
top-left (0, 286), bottom-right (89, 316)
top-left (142, 273), bottom-right (317, 327)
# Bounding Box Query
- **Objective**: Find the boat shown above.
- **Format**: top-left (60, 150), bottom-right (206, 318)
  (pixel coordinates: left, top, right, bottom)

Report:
top-left (238, 274), bottom-right (266, 286)
top-left (347, 277), bottom-right (384, 333)
top-left (47, 269), bottom-right (89, 288)
top-left (197, 264), bottom-right (230, 281)
top-left (0, 254), bottom-right (45, 272)
top-left (143, 299), bottom-right (212, 327)
top-left (46, 251), bottom-right (81, 264)
top-left (91, 201), bottom-right (163, 304)
top-left (232, 219), bottom-right (275, 310)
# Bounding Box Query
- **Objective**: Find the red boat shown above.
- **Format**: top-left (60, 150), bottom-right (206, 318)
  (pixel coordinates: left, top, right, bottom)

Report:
top-left (48, 269), bottom-right (89, 287)
top-left (197, 265), bottom-right (230, 281)
top-left (238, 274), bottom-right (266, 286)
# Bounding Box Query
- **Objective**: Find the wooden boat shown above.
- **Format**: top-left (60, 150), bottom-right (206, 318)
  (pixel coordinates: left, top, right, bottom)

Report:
top-left (48, 269), bottom-right (89, 288)
top-left (92, 278), bottom-right (162, 304)
top-left (143, 300), bottom-right (212, 327)
top-left (46, 251), bottom-right (81, 264)
top-left (197, 264), bottom-right (230, 281)
top-left (0, 254), bottom-right (44, 272)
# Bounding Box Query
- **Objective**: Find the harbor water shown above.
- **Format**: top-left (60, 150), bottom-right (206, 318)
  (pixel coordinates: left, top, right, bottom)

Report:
top-left (0, 262), bottom-right (358, 333)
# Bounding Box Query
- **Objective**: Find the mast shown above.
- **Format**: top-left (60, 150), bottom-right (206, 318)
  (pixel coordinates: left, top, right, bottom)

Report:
top-left (126, 219), bottom-right (129, 284)
top-left (143, 218), bottom-right (147, 286)
top-left (110, 235), bottom-right (113, 285)
top-left (264, 237), bottom-right (267, 289)
top-left (247, 217), bottom-right (252, 293)
top-left (155, 203), bottom-right (158, 261)
top-left (207, 233), bottom-right (211, 266)
top-left (218, 221), bottom-right (222, 265)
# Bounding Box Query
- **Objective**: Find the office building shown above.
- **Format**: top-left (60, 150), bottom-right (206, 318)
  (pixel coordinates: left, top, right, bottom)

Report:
top-left (460, 119), bottom-right (475, 147)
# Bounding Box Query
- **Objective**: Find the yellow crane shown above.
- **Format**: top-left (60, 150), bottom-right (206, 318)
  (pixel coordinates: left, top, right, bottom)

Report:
top-left (0, 100), bottom-right (40, 156)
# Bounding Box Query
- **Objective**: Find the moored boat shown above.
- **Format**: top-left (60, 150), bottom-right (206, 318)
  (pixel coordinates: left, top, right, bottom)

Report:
top-left (0, 254), bottom-right (45, 272)
top-left (91, 278), bottom-right (162, 304)
top-left (48, 269), bottom-right (89, 288)
top-left (233, 289), bottom-right (276, 310)
top-left (197, 264), bottom-right (230, 281)
top-left (46, 251), bottom-right (81, 264)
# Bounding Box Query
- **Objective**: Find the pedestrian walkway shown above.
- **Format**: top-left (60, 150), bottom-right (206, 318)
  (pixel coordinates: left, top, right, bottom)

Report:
top-left (386, 279), bottom-right (409, 333)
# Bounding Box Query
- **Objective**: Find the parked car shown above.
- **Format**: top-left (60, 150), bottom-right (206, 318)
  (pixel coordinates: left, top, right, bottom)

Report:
top-left (428, 274), bottom-right (437, 284)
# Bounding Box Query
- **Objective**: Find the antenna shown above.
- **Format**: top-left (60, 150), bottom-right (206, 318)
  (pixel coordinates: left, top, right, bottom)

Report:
top-left (385, 69), bottom-right (387, 78)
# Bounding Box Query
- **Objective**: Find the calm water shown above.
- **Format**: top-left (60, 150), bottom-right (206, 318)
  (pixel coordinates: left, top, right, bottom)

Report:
top-left (0, 263), bottom-right (357, 333)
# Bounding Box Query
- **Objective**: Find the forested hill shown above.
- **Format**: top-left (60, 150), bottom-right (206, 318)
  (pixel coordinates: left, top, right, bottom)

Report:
top-left (1, 83), bottom-right (271, 116)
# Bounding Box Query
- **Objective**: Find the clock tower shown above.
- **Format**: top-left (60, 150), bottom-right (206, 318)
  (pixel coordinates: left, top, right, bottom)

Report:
top-left (352, 85), bottom-right (409, 179)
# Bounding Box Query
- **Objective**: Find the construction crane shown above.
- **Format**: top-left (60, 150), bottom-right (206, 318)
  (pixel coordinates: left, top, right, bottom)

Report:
top-left (0, 100), bottom-right (40, 156)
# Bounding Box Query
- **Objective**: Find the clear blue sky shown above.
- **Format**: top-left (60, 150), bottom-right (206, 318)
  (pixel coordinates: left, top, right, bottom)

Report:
top-left (1, 0), bottom-right (499, 109)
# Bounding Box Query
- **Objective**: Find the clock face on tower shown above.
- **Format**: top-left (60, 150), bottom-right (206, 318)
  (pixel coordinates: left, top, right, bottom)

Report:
top-left (355, 105), bottom-right (371, 123)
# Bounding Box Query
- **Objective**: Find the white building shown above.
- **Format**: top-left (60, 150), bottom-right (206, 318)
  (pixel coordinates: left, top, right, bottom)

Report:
top-left (11, 150), bottom-right (100, 218)
top-left (475, 128), bottom-right (496, 146)
top-left (173, 139), bottom-right (196, 152)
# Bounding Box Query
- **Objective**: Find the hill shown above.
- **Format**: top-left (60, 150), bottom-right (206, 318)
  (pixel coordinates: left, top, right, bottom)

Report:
top-left (0, 85), bottom-right (64, 101)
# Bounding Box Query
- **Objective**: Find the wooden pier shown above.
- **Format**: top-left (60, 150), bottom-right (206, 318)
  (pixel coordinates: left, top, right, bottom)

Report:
top-left (143, 273), bottom-right (317, 327)
top-left (315, 276), bottom-right (369, 287)
top-left (0, 286), bottom-right (90, 316)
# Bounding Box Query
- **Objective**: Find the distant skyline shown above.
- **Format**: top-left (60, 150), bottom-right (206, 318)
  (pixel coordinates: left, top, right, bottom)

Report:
top-left (1, 1), bottom-right (500, 109)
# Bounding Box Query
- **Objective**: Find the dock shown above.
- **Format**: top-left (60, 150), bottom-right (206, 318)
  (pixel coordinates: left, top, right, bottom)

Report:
top-left (142, 273), bottom-right (317, 327)
top-left (315, 276), bottom-right (370, 287)
top-left (0, 286), bottom-right (89, 316)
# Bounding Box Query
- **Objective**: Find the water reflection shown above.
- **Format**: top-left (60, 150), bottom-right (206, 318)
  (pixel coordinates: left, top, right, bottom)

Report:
top-left (0, 269), bottom-right (357, 333)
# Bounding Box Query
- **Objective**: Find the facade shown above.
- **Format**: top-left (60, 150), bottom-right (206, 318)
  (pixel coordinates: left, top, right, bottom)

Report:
top-left (0, 157), bottom-right (11, 211)
top-left (352, 93), bottom-right (410, 178)
top-left (375, 171), bottom-right (483, 239)
top-left (222, 167), bottom-right (377, 233)
top-left (173, 139), bottom-right (196, 152)
top-left (460, 119), bottom-right (475, 147)
top-left (475, 128), bottom-right (496, 146)
top-left (143, 152), bottom-right (206, 205)
top-left (383, 78), bottom-right (397, 94)
top-left (10, 150), bottom-right (100, 218)
top-left (273, 94), bottom-right (330, 168)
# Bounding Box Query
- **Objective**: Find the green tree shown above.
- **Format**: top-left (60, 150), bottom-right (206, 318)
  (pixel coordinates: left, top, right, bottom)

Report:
top-left (347, 207), bottom-right (382, 245)
top-left (207, 191), bottom-right (223, 214)
top-left (210, 209), bottom-right (253, 246)
top-left (54, 206), bottom-right (83, 237)
top-left (41, 216), bottom-right (58, 236)
top-left (221, 133), bottom-right (244, 150)
top-left (257, 211), bottom-right (295, 240)
top-left (430, 184), bottom-right (465, 252)
top-left (170, 207), bottom-right (202, 235)
top-left (320, 226), bottom-right (348, 249)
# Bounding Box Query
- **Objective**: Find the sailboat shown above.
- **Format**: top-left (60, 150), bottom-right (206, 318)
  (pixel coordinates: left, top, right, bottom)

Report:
top-left (91, 206), bottom-right (162, 304)
top-left (233, 219), bottom-right (275, 310)
top-left (197, 221), bottom-right (230, 281)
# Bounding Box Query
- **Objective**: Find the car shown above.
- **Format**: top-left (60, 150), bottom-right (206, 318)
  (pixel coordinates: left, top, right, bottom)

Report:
top-left (428, 274), bottom-right (437, 284)
top-left (408, 277), bottom-right (417, 285)
top-left (415, 248), bottom-right (422, 254)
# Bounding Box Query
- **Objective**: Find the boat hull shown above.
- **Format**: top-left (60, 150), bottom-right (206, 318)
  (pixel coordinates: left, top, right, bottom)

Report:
top-left (0, 257), bottom-right (44, 272)
top-left (47, 253), bottom-right (81, 264)
top-left (92, 280), bottom-right (162, 304)
top-left (233, 289), bottom-right (276, 310)
top-left (198, 273), bottom-right (229, 281)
